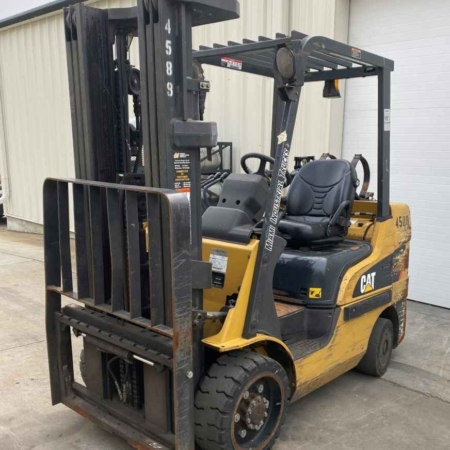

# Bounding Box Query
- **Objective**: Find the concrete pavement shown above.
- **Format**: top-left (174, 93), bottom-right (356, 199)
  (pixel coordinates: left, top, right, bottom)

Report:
top-left (1, 219), bottom-right (450, 450)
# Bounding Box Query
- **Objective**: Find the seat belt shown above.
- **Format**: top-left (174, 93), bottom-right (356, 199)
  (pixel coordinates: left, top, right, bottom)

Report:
top-left (319, 153), bottom-right (337, 160)
top-left (350, 154), bottom-right (373, 200)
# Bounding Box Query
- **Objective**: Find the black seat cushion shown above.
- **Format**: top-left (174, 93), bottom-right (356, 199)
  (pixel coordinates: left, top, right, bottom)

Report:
top-left (278, 216), bottom-right (332, 242)
top-left (279, 159), bottom-right (357, 244)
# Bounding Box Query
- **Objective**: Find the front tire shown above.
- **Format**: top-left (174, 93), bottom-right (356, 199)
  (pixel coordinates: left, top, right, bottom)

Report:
top-left (357, 317), bottom-right (394, 377)
top-left (195, 351), bottom-right (290, 450)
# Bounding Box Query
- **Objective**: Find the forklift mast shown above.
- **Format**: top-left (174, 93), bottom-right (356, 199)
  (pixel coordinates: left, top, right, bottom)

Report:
top-left (63, 0), bottom-right (239, 373)
top-left (46, 1), bottom-right (239, 449)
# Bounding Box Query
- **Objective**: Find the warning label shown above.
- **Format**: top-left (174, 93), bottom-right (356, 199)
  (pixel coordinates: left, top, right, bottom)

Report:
top-left (221, 57), bottom-right (243, 71)
top-left (210, 249), bottom-right (228, 273)
top-left (210, 249), bottom-right (228, 289)
top-left (351, 47), bottom-right (361, 59)
top-left (309, 288), bottom-right (322, 299)
top-left (174, 152), bottom-right (191, 193)
top-left (384, 109), bottom-right (391, 132)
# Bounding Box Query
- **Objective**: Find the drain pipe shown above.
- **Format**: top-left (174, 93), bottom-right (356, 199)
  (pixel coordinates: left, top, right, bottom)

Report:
top-left (0, 58), bottom-right (10, 207)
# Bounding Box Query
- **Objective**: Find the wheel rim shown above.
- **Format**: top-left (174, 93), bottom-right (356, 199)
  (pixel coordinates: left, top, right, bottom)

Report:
top-left (232, 373), bottom-right (284, 449)
top-left (378, 328), bottom-right (393, 370)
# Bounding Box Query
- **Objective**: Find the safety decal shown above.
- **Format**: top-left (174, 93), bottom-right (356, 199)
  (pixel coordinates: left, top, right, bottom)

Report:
top-left (384, 109), bottom-right (391, 132)
top-left (174, 152), bottom-right (191, 194)
top-left (210, 249), bottom-right (228, 289)
top-left (277, 130), bottom-right (288, 145)
top-left (351, 47), bottom-right (361, 59)
top-left (309, 288), bottom-right (322, 299)
top-left (221, 57), bottom-right (242, 70)
top-left (210, 249), bottom-right (228, 273)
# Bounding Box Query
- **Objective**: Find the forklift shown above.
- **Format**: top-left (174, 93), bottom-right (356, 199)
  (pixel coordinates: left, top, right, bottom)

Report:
top-left (43, 1), bottom-right (411, 449)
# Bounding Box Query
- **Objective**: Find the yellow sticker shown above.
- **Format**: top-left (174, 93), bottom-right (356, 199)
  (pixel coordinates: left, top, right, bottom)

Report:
top-left (309, 288), bottom-right (322, 299)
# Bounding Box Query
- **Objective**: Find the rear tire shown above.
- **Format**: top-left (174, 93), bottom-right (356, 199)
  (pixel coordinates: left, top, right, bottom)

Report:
top-left (357, 317), bottom-right (394, 377)
top-left (195, 351), bottom-right (290, 450)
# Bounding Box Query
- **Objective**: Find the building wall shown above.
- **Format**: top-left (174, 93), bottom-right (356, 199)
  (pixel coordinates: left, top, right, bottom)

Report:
top-left (0, 12), bottom-right (74, 227)
top-left (343, 0), bottom-right (450, 308)
top-left (195, 0), bottom-right (350, 170)
top-left (0, 0), bottom-right (349, 229)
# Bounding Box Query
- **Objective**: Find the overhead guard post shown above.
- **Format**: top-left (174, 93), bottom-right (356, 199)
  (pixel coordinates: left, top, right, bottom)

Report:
top-left (377, 68), bottom-right (392, 220)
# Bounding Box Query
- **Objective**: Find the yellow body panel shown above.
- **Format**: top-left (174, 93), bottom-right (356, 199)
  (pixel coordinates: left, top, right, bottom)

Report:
top-left (202, 238), bottom-right (258, 344)
top-left (291, 304), bottom-right (389, 400)
top-left (201, 201), bottom-right (411, 401)
top-left (338, 202), bottom-right (411, 306)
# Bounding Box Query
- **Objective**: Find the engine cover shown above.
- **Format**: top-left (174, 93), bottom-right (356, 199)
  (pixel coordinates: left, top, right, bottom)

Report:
top-left (273, 240), bottom-right (372, 307)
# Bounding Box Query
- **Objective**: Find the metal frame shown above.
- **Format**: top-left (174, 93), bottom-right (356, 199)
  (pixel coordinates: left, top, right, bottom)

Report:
top-left (64, 5), bottom-right (142, 182)
top-left (138, 0), bottom-right (238, 392)
top-left (46, 2), bottom-right (240, 449)
top-left (194, 30), bottom-right (394, 222)
top-left (194, 30), bottom-right (394, 338)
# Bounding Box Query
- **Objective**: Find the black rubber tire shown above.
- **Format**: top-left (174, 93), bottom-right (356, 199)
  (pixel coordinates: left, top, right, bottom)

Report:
top-left (357, 318), bottom-right (394, 377)
top-left (79, 349), bottom-right (87, 385)
top-left (195, 351), bottom-right (290, 450)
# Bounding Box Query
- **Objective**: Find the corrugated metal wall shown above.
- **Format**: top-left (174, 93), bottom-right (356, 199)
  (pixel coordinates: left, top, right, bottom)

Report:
top-left (0, 0), bottom-right (348, 228)
top-left (0, 12), bottom-right (74, 226)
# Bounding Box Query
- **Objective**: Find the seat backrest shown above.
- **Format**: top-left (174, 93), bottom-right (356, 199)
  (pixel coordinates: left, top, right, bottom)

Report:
top-left (202, 173), bottom-right (270, 244)
top-left (217, 173), bottom-right (269, 223)
top-left (286, 159), bottom-right (358, 218)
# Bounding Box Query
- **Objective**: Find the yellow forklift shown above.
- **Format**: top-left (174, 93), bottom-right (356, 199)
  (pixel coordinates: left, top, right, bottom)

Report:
top-left (44, 1), bottom-right (410, 449)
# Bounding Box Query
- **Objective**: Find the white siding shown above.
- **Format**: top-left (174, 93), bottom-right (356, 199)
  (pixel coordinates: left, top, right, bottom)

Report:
top-left (195, 0), bottom-right (349, 170)
top-left (0, 0), bottom-right (348, 227)
top-left (344, 0), bottom-right (450, 308)
top-left (0, 0), bottom-right (136, 227)
top-left (0, 12), bottom-right (74, 225)
top-left (193, 0), bottom-right (290, 172)
top-left (289, 0), bottom-right (349, 158)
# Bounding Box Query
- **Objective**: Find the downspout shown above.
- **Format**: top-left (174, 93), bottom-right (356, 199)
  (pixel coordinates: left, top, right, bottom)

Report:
top-left (0, 48), bottom-right (10, 207)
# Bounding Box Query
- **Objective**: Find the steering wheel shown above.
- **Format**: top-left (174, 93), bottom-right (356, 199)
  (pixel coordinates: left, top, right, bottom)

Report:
top-left (241, 153), bottom-right (292, 186)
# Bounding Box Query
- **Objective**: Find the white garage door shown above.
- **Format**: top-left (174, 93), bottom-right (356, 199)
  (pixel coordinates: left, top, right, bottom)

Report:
top-left (343, 0), bottom-right (450, 308)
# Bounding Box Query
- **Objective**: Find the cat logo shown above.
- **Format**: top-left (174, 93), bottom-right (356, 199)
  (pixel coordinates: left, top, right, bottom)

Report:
top-left (360, 272), bottom-right (376, 293)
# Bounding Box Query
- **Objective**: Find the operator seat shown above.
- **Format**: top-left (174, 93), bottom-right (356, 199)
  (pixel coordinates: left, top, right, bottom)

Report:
top-left (278, 159), bottom-right (358, 246)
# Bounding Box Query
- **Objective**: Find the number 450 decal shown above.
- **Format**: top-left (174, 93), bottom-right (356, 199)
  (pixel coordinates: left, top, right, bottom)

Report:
top-left (395, 215), bottom-right (411, 229)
